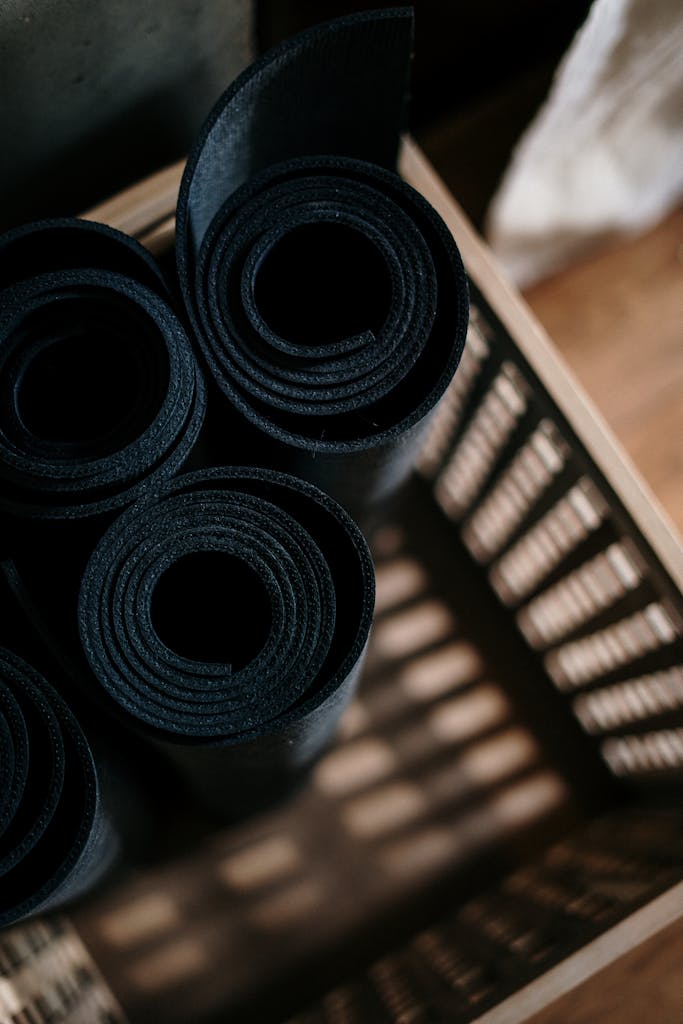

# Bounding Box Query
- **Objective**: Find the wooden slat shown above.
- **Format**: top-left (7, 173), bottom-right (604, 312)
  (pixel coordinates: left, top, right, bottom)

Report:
top-left (473, 881), bottom-right (683, 1024)
top-left (524, 915), bottom-right (683, 1024)
top-left (83, 160), bottom-right (183, 239)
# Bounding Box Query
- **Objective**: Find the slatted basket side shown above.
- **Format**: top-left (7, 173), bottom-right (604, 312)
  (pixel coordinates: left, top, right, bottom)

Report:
top-left (288, 806), bottom-right (683, 1024)
top-left (417, 286), bottom-right (683, 788)
top-left (0, 918), bottom-right (126, 1024)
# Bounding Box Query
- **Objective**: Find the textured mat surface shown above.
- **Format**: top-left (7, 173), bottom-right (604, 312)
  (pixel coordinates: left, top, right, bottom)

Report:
top-left (176, 9), bottom-right (469, 519)
top-left (78, 467), bottom-right (374, 818)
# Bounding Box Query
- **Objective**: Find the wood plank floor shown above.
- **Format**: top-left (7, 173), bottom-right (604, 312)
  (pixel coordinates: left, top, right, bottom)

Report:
top-left (524, 207), bottom-right (683, 536)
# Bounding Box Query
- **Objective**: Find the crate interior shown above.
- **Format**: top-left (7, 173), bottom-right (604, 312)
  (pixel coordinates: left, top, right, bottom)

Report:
top-left (1, 171), bottom-right (682, 1024)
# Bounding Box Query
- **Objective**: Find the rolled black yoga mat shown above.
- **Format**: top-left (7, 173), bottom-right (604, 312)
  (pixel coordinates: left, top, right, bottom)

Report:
top-left (78, 467), bottom-right (375, 818)
top-left (0, 217), bottom-right (205, 533)
top-left (176, 8), bottom-right (469, 519)
top-left (0, 645), bottom-right (135, 927)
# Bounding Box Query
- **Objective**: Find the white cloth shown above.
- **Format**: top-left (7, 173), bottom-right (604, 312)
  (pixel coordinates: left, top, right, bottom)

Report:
top-left (486, 0), bottom-right (683, 287)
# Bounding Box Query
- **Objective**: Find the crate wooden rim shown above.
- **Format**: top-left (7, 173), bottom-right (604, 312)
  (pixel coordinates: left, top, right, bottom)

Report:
top-left (64, 140), bottom-right (683, 1024)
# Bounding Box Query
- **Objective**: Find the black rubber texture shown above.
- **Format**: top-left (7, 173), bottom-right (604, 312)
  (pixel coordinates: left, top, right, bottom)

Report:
top-left (78, 467), bottom-right (375, 818)
top-left (0, 218), bottom-right (206, 526)
top-left (176, 9), bottom-right (469, 518)
top-left (0, 647), bottom-right (115, 927)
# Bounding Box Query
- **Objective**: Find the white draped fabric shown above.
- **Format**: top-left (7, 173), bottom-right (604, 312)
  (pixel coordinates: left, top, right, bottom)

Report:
top-left (486, 0), bottom-right (683, 286)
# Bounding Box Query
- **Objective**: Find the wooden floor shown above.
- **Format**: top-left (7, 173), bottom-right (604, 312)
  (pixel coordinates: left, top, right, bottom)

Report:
top-left (524, 206), bottom-right (683, 537)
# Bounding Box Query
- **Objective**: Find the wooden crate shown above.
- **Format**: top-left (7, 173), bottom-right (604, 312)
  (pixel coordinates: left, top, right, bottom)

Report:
top-left (1, 141), bottom-right (680, 1024)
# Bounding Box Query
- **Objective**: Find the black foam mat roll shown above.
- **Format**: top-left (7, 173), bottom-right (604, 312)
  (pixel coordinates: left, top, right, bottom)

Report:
top-left (0, 647), bottom-right (120, 927)
top-left (0, 218), bottom-right (205, 528)
top-left (78, 467), bottom-right (375, 817)
top-left (176, 9), bottom-right (469, 518)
